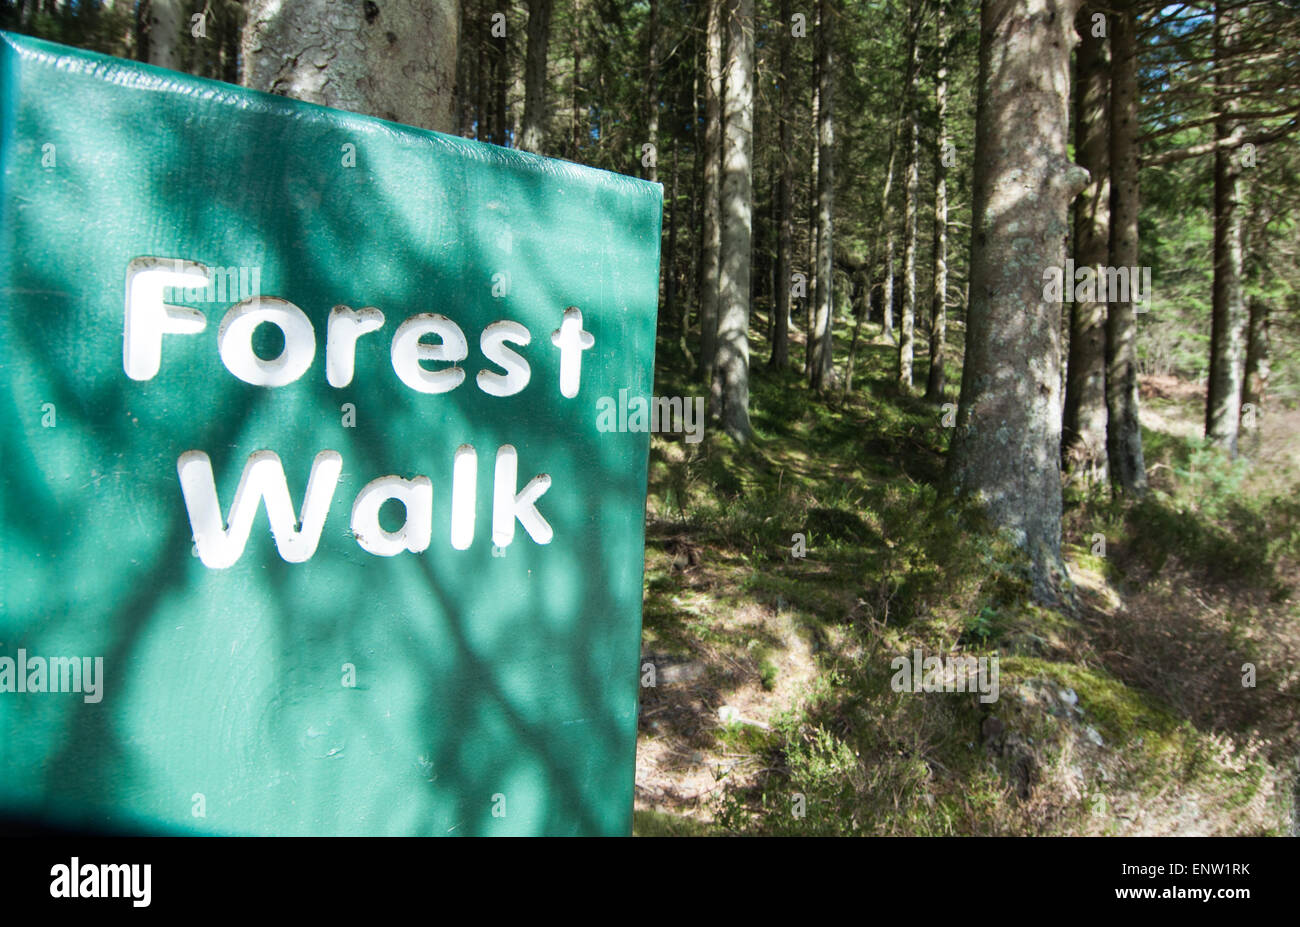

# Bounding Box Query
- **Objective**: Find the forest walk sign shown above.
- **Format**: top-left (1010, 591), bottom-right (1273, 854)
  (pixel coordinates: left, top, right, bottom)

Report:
top-left (0, 33), bottom-right (662, 835)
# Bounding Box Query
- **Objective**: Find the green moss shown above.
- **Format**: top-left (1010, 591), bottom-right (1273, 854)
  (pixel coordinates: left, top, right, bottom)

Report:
top-left (1000, 657), bottom-right (1180, 745)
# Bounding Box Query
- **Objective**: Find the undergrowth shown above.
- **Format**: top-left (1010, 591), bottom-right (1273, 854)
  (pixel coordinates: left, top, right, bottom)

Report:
top-left (637, 329), bottom-right (1297, 837)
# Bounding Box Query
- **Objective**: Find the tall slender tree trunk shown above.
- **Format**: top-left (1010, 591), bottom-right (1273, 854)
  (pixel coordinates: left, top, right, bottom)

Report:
top-left (877, 21), bottom-right (913, 347)
top-left (1205, 2), bottom-right (1249, 457)
top-left (666, 148), bottom-right (680, 327)
top-left (1105, 0), bottom-right (1148, 494)
top-left (148, 0), bottom-right (183, 70)
top-left (1062, 6), bottom-right (1110, 485)
top-left (689, 54), bottom-right (703, 347)
top-left (221, 3), bottom-right (241, 83)
top-left (881, 233), bottom-right (896, 340)
top-left (570, 0), bottom-right (582, 157)
top-left (242, 0), bottom-right (459, 133)
top-left (768, 145), bottom-right (779, 337)
top-left (476, 1), bottom-right (490, 139)
top-left (878, 99), bottom-right (903, 343)
top-left (924, 0), bottom-right (949, 404)
top-left (700, 0), bottom-right (724, 383)
top-left (491, 2), bottom-right (508, 145)
top-left (509, 52), bottom-right (526, 144)
top-left (644, 0), bottom-right (660, 183)
top-left (752, 105), bottom-right (767, 319)
top-left (711, 0), bottom-right (754, 442)
top-left (898, 0), bottom-right (922, 391)
top-left (520, 0), bottom-right (553, 153)
top-left (810, 0), bottom-right (835, 393)
top-left (455, 2), bottom-right (472, 134)
top-left (841, 266), bottom-right (870, 399)
top-left (947, 0), bottom-right (1087, 604)
top-left (134, 0), bottom-right (148, 61)
top-left (806, 44), bottom-right (820, 377)
top-left (771, 0), bottom-right (794, 369)
top-left (1240, 294), bottom-right (1269, 456)
top-left (1242, 295), bottom-right (1269, 412)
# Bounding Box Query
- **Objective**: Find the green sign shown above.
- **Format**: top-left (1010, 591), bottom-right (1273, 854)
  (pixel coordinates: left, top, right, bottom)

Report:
top-left (0, 32), bottom-right (661, 836)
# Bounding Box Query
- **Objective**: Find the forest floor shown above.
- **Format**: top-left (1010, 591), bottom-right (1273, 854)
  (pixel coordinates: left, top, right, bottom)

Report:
top-left (632, 324), bottom-right (1300, 836)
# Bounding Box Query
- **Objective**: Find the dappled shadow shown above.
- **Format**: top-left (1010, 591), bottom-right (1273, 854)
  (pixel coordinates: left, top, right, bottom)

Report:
top-left (1075, 496), bottom-right (1299, 740)
top-left (0, 33), bottom-right (661, 835)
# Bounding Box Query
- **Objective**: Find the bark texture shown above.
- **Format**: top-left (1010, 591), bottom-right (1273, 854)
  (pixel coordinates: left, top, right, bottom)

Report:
top-left (520, 0), bottom-right (554, 153)
top-left (569, 0), bottom-right (582, 156)
top-left (898, 0), bottom-right (922, 391)
top-left (242, 0), bottom-right (460, 133)
top-left (1105, 0), bottom-right (1148, 494)
top-left (1205, 2), bottom-right (1249, 456)
top-left (810, 0), bottom-right (835, 392)
top-left (924, 0), bottom-right (949, 404)
top-left (711, 0), bottom-right (754, 442)
top-left (806, 44), bottom-right (820, 376)
top-left (1241, 294), bottom-right (1269, 455)
top-left (1242, 295), bottom-right (1269, 411)
top-left (1062, 6), bottom-right (1110, 485)
top-left (947, 0), bottom-right (1087, 604)
top-left (699, 0), bottom-right (724, 382)
top-left (771, 0), bottom-right (794, 369)
top-left (147, 0), bottom-right (183, 70)
top-left (644, 0), bottom-right (660, 182)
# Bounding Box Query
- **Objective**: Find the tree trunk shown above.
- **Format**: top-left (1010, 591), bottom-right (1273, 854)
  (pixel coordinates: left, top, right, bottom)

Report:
top-left (454, 1), bottom-right (472, 135)
top-left (1242, 295), bottom-right (1269, 411)
top-left (711, 0), bottom-right (754, 442)
top-left (1062, 5), bottom-right (1110, 485)
top-left (134, 0), bottom-right (147, 61)
top-left (898, 0), bottom-right (922, 391)
top-left (644, 0), bottom-right (660, 183)
top-left (570, 0), bottom-right (582, 157)
top-left (700, 0), bottom-right (724, 383)
top-left (841, 273), bottom-right (870, 398)
top-left (666, 148), bottom-right (680, 329)
top-left (147, 0), bottom-right (183, 70)
top-left (806, 42), bottom-right (820, 378)
top-left (1237, 295), bottom-right (1268, 457)
top-left (882, 234), bottom-right (896, 340)
top-left (947, 0), bottom-right (1087, 604)
top-left (519, 0), bottom-right (553, 153)
top-left (689, 52), bottom-right (703, 344)
top-left (771, 0), bottom-right (794, 369)
top-left (810, 0), bottom-right (835, 393)
top-left (924, 0), bottom-right (949, 404)
top-left (509, 49), bottom-right (525, 145)
top-left (492, 1), bottom-right (508, 145)
top-left (221, 2), bottom-right (241, 83)
top-left (877, 24), bottom-right (912, 347)
top-left (764, 146), bottom-right (774, 340)
top-left (242, 0), bottom-right (459, 133)
top-left (1205, 2), bottom-right (1249, 457)
top-left (1105, 0), bottom-right (1148, 494)
top-left (476, 0), bottom-right (489, 139)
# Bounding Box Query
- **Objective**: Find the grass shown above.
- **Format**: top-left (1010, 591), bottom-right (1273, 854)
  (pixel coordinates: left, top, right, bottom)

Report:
top-left (634, 316), bottom-right (1300, 836)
